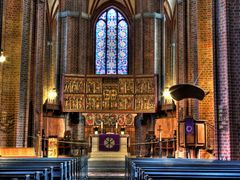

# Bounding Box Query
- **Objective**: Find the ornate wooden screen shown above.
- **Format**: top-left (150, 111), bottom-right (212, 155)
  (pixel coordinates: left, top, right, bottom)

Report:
top-left (61, 74), bottom-right (158, 113)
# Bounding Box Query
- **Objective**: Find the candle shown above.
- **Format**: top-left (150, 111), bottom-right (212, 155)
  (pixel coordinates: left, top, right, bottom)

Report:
top-left (116, 122), bottom-right (118, 129)
top-left (159, 130), bottom-right (162, 141)
top-left (101, 122), bottom-right (103, 129)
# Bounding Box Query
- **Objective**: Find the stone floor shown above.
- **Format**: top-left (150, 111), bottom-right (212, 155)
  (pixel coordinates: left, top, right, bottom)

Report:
top-left (88, 158), bottom-right (125, 180)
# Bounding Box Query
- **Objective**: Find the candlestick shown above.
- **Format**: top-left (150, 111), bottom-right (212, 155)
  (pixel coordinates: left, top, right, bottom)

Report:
top-left (159, 130), bottom-right (162, 142)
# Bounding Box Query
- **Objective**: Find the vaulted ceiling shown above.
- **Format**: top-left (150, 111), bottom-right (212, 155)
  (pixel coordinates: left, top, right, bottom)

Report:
top-left (47, 0), bottom-right (175, 21)
top-left (88, 0), bottom-right (176, 20)
top-left (164, 0), bottom-right (176, 20)
top-left (88, 0), bottom-right (135, 15)
top-left (47, 0), bottom-right (174, 20)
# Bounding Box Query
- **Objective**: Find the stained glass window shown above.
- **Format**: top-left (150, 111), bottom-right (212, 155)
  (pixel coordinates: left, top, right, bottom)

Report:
top-left (95, 8), bottom-right (128, 74)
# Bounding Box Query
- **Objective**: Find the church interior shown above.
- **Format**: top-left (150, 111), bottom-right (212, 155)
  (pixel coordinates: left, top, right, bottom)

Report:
top-left (0, 0), bottom-right (240, 179)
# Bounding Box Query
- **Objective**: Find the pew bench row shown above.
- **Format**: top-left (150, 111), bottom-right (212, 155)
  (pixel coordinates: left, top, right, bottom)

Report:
top-left (126, 157), bottom-right (240, 180)
top-left (0, 156), bottom-right (88, 180)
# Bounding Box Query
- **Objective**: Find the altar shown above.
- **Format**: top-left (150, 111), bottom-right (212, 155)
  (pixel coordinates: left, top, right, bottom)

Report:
top-left (90, 134), bottom-right (129, 159)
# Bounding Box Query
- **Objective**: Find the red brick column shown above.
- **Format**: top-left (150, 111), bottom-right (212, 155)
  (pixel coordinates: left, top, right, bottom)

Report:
top-left (34, 0), bottom-right (45, 139)
top-left (0, 0), bottom-right (23, 146)
top-left (17, 0), bottom-right (35, 147)
top-left (197, 0), bottom-right (215, 152)
top-left (214, 0), bottom-right (240, 160)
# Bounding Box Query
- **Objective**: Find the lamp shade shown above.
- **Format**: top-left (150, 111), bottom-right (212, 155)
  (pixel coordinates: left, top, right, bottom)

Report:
top-left (169, 84), bottom-right (206, 101)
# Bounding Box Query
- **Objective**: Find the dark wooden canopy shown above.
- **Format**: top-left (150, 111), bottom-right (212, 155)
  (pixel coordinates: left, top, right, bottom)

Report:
top-left (169, 84), bottom-right (206, 101)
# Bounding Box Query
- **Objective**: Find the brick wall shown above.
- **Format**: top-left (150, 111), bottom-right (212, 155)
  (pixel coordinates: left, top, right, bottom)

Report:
top-left (176, 1), bottom-right (188, 120)
top-left (17, 0), bottom-right (34, 147)
top-left (213, 0), bottom-right (229, 160)
top-left (143, 17), bottom-right (155, 74)
top-left (228, 0), bottom-right (240, 160)
top-left (164, 18), bottom-right (172, 88)
top-left (188, 0), bottom-right (199, 119)
top-left (79, 0), bottom-right (89, 74)
top-left (34, 1), bottom-right (45, 137)
top-left (0, 0), bottom-right (23, 146)
top-left (176, 0), bottom-right (215, 156)
top-left (4, 0), bottom-right (240, 161)
top-left (0, 0), bottom-right (3, 49)
top-left (134, 15), bottom-right (144, 75)
top-left (197, 0), bottom-right (215, 151)
top-left (214, 0), bottom-right (240, 160)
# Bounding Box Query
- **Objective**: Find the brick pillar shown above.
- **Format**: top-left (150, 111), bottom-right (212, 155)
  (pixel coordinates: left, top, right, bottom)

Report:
top-left (59, 15), bottom-right (79, 74)
top-left (227, 0), bottom-right (240, 160)
top-left (134, 0), bottom-right (163, 75)
top-left (134, 0), bottom-right (144, 75)
top-left (58, 0), bottom-right (80, 76)
top-left (79, 0), bottom-right (89, 74)
top-left (33, 0), bottom-right (45, 140)
top-left (188, 0), bottom-right (199, 119)
top-left (17, 0), bottom-right (34, 147)
top-left (134, 0), bottom-right (163, 105)
top-left (197, 0), bottom-right (215, 153)
top-left (0, 0), bottom-right (3, 49)
top-left (214, 0), bottom-right (240, 160)
top-left (0, 0), bottom-right (23, 146)
top-left (176, 0), bottom-right (215, 155)
top-left (176, 0), bottom-right (188, 118)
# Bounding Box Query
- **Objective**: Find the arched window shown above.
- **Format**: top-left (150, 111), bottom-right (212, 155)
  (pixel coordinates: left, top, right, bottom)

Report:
top-left (95, 8), bottom-right (128, 75)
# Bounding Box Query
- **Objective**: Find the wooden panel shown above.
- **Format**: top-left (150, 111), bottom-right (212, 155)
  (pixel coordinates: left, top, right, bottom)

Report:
top-left (155, 118), bottom-right (177, 139)
top-left (186, 133), bottom-right (195, 144)
top-left (196, 123), bottom-right (205, 144)
top-left (83, 113), bottom-right (135, 127)
top-left (61, 74), bottom-right (158, 113)
top-left (46, 117), bottom-right (65, 138)
top-left (0, 148), bottom-right (35, 157)
top-left (48, 137), bottom-right (58, 158)
top-left (179, 122), bottom-right (185, 146)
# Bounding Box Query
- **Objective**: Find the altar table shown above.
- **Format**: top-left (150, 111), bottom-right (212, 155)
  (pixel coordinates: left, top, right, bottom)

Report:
top-left (90, 134), bottom-right (129, 159)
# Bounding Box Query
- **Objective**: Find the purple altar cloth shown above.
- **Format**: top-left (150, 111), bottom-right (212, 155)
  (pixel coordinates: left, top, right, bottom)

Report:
top-left (99, 134), bottom-right (120, 151)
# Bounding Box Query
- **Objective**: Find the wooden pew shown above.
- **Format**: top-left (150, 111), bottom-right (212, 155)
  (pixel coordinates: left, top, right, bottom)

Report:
top-left (140, 168), bottom-right (240, 179)
top-left (0, 168), bottom-right (47, 180)
top-left (0, 156), bottom-right (88, 180)
top-left (0, 172), bottom-right (37, 180)
top-left (126, 157), bottom-right (240, 180)
top-left (143, 171), bottom-right (240, 180)
top-left (0, 147), bottom-right (36, 157)
top-left (0, 159), bottom-right (66, 180)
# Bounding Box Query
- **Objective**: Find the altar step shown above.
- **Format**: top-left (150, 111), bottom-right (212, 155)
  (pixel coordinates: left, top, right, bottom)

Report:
top-left (88, 159), bottom-right (125, 180)
top-left (89, 152), bottom-right (127, 160)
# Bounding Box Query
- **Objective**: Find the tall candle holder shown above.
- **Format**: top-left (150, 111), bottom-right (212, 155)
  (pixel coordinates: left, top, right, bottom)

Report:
top-left (100, 122), bottom-right (103, 134)
top-left (115, 122), bottom-right (118, 134)
top-left (120, 127), bottom-right (125, 135)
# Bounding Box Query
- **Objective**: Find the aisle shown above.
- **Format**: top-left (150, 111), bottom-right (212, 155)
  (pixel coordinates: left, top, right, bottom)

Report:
top-left (88, 158), bottom-right (125, 180)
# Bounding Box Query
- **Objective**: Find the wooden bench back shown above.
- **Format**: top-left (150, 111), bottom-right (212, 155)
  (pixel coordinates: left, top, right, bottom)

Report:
top-left (0, 147), bottom-right (36, 157)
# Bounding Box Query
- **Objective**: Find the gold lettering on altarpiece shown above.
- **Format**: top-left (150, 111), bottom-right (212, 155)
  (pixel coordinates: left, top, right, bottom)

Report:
top-left (135, 78), bottom-right (154, 94)
top-left (64, 77), bottom-right (85, 94)
top-left (118, 78), bottom-right (134, 94)
top-left (86, 78), bottom-right (102, 94)
top-left (86, 95), bottom-right (102, 110)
